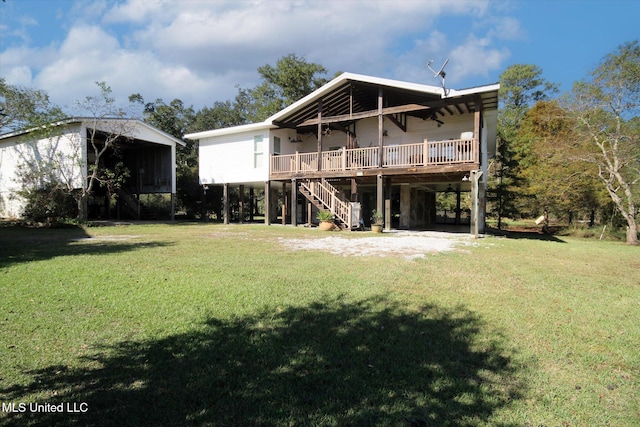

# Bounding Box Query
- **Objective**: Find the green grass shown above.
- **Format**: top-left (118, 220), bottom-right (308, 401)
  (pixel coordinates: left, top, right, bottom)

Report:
top-left (0, 223), bottom-right (638, 426)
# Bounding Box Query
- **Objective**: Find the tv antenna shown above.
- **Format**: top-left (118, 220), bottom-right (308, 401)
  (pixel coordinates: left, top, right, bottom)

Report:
top-left (427, 59), bottom-right (449, 96)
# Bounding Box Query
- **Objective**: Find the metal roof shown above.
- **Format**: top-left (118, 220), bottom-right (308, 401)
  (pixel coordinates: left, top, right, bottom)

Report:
top-left (0, 117), bottom-right (185, 147)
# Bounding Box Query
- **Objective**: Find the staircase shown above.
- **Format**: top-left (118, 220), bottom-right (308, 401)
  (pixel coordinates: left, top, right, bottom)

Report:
top-left (117, 188), bottom-right (156, 220)
top-left (299, 178), bottom-right (354, 229)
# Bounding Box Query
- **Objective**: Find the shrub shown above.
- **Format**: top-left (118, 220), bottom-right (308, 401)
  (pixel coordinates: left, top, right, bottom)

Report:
top-left (18, 183), bottom-right (77, 225)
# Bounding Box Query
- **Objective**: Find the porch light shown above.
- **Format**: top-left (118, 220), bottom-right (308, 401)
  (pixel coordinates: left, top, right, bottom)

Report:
top-left (462, 175), bottom-right (469, 181)
top-left (289, 137), bottom-right (302, 143)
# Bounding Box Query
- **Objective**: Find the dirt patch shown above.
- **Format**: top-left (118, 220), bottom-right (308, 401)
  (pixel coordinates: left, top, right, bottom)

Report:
top-left (278, 231), bottom-right (475, 259)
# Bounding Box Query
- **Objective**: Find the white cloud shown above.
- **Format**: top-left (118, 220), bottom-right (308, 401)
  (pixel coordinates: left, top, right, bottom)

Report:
top-left (449, 34), bottom-right (510, 83)
top-left (1, 0), bottom-right (516, 113)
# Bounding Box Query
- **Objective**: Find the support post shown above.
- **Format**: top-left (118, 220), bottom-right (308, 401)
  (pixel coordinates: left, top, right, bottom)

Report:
top-left (455, 190), bottom-right (461, 225)
top-left (291, 179), bottom-right (297, 227)
top-left (376, 174), bottom-right (384, 220)
top-left (474, 96), bottom-right (482, 164)
top-left (350, 179), bottom-right (358, 202)
top-left (238, 184), bottom-right (245, 224)
top-left (282, 181), bottom-right (287, 226)
top-left (249, 187), bottom-right (255, 222)
top-left (171, 193), bottom-right (175, 221)
top-left (378, 88), bottom-right (384, 167)
top-left (470, 170), bottom-right (483, 238)
top-left (317, 101), bottom-right (323, 171)
top-left (264, 181), bottom-right (271, 225)
top-left (201, 186), bottom-right (206, 222)
top-left (399, 184), bottom-right (411, 229)
top-left (385, 177), bottom-right (392, 231)
top-left (223, 183), bottom-right (229, 225)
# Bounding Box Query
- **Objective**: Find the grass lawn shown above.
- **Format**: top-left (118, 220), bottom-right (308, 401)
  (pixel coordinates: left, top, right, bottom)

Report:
top-left (0, 223), bottom-right (638, 426)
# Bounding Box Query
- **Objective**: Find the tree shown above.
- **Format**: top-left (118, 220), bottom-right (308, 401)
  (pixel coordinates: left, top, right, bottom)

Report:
top-left (518, 101), bottom-right (608, 226)
top-left (192, 99), bottom-right (247, 132)
top-left (244, 53), bottom-right (329, 121)
top-left (75, 82), bottom-right (138, 220)
top-left (0, 78), bottom-right (64, 133)
top-left (489, 64), bottom-right (559, 228)
top-left (566, 41), bottom-right (640, 245)
top-left (133, 96), bottom-right (204, 217)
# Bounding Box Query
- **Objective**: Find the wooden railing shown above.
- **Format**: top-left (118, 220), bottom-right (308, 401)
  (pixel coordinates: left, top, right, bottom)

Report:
top-left (271, 138), bottom-right (476, 175)
top-left (299, 178), bottom-right (352, 229)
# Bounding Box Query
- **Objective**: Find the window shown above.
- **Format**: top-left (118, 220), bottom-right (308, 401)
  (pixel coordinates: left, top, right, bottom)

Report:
top-left (254, 135), bottom-right (264, 168)
top-left (273, 136), bottom-right (281, 155)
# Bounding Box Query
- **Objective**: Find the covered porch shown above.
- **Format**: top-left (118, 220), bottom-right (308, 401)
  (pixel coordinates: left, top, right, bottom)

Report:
top-left (271, 137), bottom-right (477, 177)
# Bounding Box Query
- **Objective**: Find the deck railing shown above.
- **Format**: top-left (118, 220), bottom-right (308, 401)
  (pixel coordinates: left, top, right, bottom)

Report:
top-left (271, 138), bottom-right (476, 175)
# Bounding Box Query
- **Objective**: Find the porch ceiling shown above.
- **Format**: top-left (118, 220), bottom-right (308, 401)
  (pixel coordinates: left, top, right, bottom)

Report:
top-left (272, 79), bottom-right (498, 133)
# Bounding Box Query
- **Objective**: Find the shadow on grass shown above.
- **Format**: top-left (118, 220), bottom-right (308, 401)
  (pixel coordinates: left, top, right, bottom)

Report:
top-left (486, 226), bottom-right (567, 243)
top-left (1, 297), bottom-right (524, 427)
top-left (0, 224), bottom-right (172, 268)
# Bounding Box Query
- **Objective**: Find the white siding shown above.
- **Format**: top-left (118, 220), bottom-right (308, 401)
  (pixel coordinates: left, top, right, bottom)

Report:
top-left (199, 130), bottom-right (271, 184)
top-left (0, 126), bottom-right (85, 218)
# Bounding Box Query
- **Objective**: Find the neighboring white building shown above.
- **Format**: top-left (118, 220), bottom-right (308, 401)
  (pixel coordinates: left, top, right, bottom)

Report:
top-left (0, 117), bottom-right (184, 220)
top-left (189, 72), bottom-right (499, 233)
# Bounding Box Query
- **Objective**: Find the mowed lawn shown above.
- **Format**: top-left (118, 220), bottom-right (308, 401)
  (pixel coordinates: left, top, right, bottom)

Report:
top-left (0, 223), bottom-right (638, 426)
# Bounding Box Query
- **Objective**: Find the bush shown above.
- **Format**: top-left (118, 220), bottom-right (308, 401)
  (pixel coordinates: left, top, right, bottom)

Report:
top-left (19, 184), bottom-right (77, 225)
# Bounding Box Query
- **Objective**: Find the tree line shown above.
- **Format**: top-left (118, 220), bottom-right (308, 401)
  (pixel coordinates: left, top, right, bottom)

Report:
top-left (490, 41), bottom-right (638, 245)
top-left (1, 45), bottom-right (638, 244)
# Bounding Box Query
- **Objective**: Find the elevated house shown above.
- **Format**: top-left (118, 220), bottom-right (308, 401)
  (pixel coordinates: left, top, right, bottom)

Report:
top-left (185, 73), bottom-right (498, 233)
top-left (0, 118), bottom-right (184, 220)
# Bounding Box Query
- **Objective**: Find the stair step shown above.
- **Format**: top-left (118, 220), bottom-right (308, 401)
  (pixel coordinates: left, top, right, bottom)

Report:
top-left (298, 178), bottom-right (353, 229)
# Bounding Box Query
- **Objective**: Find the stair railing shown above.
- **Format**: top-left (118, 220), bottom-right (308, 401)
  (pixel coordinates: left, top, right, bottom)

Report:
top-left (299, 179), bottom-right (352, 229)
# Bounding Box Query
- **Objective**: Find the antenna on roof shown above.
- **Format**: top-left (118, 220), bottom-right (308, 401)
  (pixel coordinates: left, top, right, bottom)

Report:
top-left (427, 59), bottom-right (449, 96)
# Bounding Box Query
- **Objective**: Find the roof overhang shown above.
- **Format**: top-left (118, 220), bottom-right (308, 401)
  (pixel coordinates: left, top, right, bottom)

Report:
top-left (184, 122), bottom-right (276, 140)
top-left (268, 72), bottom-right (498, 133)
top-left (0, 117), bottom-right (186, 147)
top-left (182, 72), bottom-right (499, 140)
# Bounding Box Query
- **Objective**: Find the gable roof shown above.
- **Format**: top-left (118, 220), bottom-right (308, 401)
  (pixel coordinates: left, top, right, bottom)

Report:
top-left (0, 117), bottom-right (186, 147)
top-left (185, 72), bottom-right (499, 140)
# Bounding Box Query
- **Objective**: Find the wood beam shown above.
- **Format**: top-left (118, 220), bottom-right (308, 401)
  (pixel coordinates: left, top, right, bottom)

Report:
top-left (317, 101), bottom-right (322, 171)
top-left (297, 103), bottom-right (431, 127)
top-left (387, 113), bottom-right (407, 132)
top-left (378, 88), bottom-right (384, 167)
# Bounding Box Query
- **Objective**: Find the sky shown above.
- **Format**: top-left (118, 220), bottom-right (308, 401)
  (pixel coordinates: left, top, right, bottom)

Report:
top-left (1, 0), bottom-right (638, 114)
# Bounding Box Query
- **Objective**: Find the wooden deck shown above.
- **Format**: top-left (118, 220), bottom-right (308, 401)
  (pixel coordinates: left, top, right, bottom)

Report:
top-left (271, 138), bottom-right (477, 179)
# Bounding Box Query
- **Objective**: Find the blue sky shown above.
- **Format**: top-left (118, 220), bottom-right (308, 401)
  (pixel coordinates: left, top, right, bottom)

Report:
top-left (1, 0), bottom-right (638, 112)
